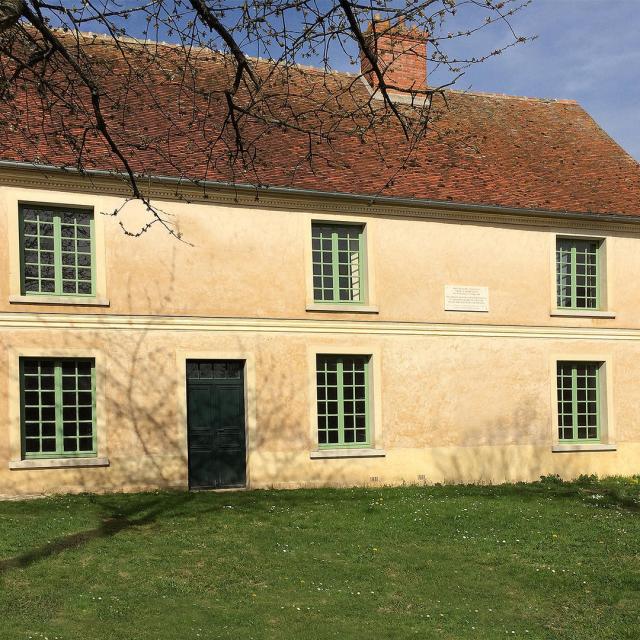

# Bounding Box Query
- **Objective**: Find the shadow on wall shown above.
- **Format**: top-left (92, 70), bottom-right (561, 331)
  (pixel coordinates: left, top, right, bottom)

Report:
top-left (425, 383), bottom-right (613, 485)
top-left (0, 317), bottom-right (567, 497)
top-left (0, 238), bottom-right (601, 497)
top-left (428, 394), bottom-right (546, 485)
top-left (0, 245), bottom-right (356, 498)
top-left (0, 252), bottom-right (186, 497)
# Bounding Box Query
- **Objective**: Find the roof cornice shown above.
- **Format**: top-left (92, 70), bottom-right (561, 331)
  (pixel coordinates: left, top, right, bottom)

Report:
top-left (1, 160), bottom-right (639, 231)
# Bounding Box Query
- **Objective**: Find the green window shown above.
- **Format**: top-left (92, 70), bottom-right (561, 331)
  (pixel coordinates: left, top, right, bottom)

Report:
top-left (556, 238), bottom-right (600, 309)
top-left (316, 355), bottom-right (370, 448)
top-left (312, 223), bottom-right (365, 303)
top-left (557, 361), bottom-right (601, 443)
top-left (19, 204), bottom-right (95, 296)
top-left (20, 358), bottom-right (96, 458)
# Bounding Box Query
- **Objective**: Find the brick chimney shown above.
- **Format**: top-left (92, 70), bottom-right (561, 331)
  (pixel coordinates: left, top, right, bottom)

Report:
top-left (360, 18), bottom-right (428, 93)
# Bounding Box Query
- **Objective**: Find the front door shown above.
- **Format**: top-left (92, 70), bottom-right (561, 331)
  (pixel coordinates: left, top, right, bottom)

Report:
top-left (186, 360), bottom-right (246, 489)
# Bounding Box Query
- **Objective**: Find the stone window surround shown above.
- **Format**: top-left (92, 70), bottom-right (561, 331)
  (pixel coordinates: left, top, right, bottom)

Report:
top-left (304, 214), bottom-right (379, 314)
top-left (7, 347), bottom-right (108, 470)
top-left (307, 344), bottom-right (384, 458)
top-left (549, 352), bottom-right (615, 452)
top-left (4, 189), bottom-right (109, 306)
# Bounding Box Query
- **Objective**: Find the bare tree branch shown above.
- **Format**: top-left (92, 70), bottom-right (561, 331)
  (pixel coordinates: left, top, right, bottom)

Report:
top-left (0, 0), bottom-right (535, 236)
top-left (0, 0), bottom-right (23, 31)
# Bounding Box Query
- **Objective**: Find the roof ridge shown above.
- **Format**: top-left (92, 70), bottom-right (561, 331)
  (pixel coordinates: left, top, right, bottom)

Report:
top-left (48, 27), bottom-right (577, 98)
top-left (49, 27), bottom-right (357, 77)
top-left (445, 88), bottom-right (578, 104)
top-left (53, 27), bottom-right (215, 53)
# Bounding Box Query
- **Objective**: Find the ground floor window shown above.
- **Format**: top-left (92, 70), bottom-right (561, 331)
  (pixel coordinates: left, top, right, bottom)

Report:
top-left (316, 354), bottom-right (370, 448)
top-left (557, 361), bottom-right (601, 442)
top-left (20, 358), bottom-right (96, 458)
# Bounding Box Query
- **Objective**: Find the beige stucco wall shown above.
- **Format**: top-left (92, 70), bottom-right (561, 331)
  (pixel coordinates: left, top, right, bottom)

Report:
top-left (0, 327), bottom-right (639, 497)
top-left (0, 175), bottom-right (639, 497)
top-left (2, 180), bottom-right (640, 326)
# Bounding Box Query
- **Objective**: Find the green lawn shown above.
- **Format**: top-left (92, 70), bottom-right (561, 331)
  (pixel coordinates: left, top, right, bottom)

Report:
top-left (0, 477), bottom-right (638, 640)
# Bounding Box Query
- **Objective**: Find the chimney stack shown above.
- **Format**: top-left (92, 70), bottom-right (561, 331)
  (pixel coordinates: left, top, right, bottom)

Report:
top-left (360, 18), bottom-right (428, 93)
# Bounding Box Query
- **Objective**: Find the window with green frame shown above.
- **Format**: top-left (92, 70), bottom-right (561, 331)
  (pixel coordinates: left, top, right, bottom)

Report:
top-left (19, 204), bottom-right (95, 296)
top-left (316, 355), bottom-right (370, 448)
top-left (20, 358), bottom-right (96, 458)
top-left (312, 223), bottom-right (365, 303)
top-left (556, 361), bottom-right (601, 443)
top-left (556, 238), bottom-right (601, 309)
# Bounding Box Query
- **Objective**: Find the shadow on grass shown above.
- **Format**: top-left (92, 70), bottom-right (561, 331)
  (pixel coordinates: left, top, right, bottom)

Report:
top-left (474, 475), bottom-right (640, 512)
top-left (0, 491), bottom-right (197, 575)
top-left (1, 478), bottom-right (638, 576)
top-left (0, 488), bottom-right (306, 577)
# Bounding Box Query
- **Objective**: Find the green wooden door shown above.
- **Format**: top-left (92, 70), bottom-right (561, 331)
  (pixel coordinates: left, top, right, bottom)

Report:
top-left (186, 360), bottom-right (246, 489)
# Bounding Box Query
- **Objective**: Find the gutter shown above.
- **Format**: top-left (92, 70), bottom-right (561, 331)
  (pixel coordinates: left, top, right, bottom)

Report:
top-left (0, 159), bottom-right (638, 225)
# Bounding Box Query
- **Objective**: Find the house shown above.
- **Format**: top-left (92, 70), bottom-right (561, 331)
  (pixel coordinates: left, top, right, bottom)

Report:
top-left (1, 25), bottom-right (639, 497)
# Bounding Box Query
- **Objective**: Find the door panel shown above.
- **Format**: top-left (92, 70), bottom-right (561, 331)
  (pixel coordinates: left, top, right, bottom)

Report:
top-left (187, 385), bottom-right (215, 489)
top-left (186, 361), bottom-right (246, 489)
top-left (214, 384), bottom-right (246, 488)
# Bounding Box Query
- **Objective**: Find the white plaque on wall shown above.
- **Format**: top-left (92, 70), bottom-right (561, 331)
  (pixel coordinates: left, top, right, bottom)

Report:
top-left (444, 285), bottom-right (489, 312)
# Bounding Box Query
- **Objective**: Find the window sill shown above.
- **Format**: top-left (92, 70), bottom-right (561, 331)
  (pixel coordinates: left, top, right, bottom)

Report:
top-left (310, 448), bottom-right (386, 459)
top-left (550, 310), bottom-right (616, 319)
top-left (9, 295), bottom-right (110, 307)
top-left (306, 303), bottom-right (379, 314)
top-left (9, 457), bottom-right (110, 470)
top-left (551, 444), bottom-right (616, 453)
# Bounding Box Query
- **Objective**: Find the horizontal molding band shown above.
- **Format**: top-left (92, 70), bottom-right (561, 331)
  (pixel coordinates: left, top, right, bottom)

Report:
top-left (2, 311), bottom-right (640, 341)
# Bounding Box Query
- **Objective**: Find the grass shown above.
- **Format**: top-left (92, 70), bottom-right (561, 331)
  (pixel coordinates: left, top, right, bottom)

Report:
top-left (0, 476), bottom-right (639, 640)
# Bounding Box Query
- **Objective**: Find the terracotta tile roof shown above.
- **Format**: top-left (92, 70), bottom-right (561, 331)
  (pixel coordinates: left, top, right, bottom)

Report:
top-left (1, 33), bottom-right (639, 217)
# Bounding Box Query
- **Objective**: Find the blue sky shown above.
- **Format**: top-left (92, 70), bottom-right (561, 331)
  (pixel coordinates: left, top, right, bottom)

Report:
top-left (329, 0), bottom-right (638, 161)
top-left (427, 0), bottom-right (640, 161)
top-left (276, 0), bottom-right (639, 161)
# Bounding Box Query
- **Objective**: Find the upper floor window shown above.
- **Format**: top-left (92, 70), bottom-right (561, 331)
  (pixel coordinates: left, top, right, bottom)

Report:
top-left (19, 205), bottom-right (94, 297)
top-left (20, 358), bottom-right (96, 459)
top-left (312, 223), bottom-right (365, 304)
top-left (556, 238), bottom-right (601, 310)
top-left (557, 361), bottom-right (601, 443)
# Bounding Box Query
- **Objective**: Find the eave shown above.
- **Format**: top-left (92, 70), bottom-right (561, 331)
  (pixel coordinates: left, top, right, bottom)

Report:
top-left (1, 160), bottom-right (639, 232)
